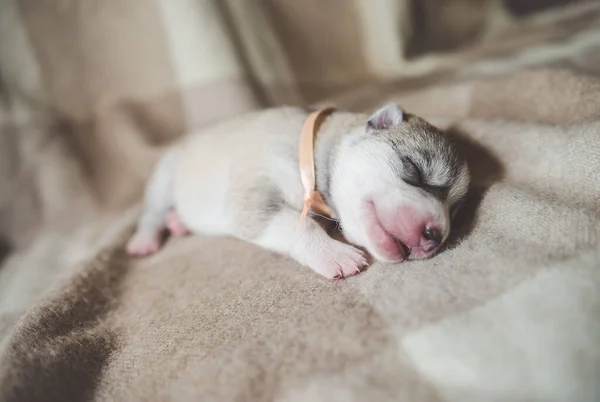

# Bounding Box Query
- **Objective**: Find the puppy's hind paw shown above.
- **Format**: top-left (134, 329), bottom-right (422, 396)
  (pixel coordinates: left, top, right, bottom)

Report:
top-left (165, 211), bottom-right (191, 237)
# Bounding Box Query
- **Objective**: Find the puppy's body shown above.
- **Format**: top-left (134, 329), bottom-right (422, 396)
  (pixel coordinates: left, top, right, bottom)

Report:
top-left (127, 105), bottom-right (470, 278)
top-left (176, 107), bottom-right (313, 239)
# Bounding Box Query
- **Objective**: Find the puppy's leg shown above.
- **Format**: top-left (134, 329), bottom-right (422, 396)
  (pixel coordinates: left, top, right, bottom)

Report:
top-left (254, 207), bottom-right (368, 279)
top-left (165, 210), bottom-right (190, 237)
top-left (127, 147), bottom-right (181, 256)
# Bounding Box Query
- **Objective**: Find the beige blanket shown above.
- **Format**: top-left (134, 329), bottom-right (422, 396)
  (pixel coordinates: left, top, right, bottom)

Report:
top-left (1, 2), bottom-right (600, 401)
top-left (1, 67), bottom-right (599, 402)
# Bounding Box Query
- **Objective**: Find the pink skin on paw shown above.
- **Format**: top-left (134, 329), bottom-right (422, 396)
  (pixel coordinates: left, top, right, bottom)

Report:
top-left (126, 232), bottom-right (162, 257)
top-left (310, 242), bottom-right (368, 279)
top-left (165, 211), bottom-right (190, 237)
top-left (333, 266), bottom-right (362, 280)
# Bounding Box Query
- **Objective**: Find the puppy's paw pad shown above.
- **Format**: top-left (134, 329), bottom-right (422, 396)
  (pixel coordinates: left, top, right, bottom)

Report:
top-left (126, 232), bottom-right (161, 257)
top-left (311, 243), bottom-right (368, 279)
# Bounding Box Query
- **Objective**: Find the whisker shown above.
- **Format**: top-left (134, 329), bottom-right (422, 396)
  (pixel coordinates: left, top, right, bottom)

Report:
top-left (308, 210), bottom-right (338, 222)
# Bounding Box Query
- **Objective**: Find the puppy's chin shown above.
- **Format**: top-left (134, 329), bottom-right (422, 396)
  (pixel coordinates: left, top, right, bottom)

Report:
top-left (359, 200), bottom-right (407, 262)
top-left (405, 247), bottom-right (439, 261)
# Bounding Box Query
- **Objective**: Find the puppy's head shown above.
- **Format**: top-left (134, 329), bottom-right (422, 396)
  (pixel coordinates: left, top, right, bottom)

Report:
top-left (331, 103), bottom-right (469, 262)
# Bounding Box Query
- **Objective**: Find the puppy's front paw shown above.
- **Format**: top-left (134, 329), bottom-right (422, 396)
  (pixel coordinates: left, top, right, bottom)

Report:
top-left (308, 242), bottom-right (369, 279)
top-left (126, 231), bottom-right (162, 257)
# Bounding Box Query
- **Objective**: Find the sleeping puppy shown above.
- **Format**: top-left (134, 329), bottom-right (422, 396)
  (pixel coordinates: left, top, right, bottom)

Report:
top-left (126, 103), bottom-right (470, 279)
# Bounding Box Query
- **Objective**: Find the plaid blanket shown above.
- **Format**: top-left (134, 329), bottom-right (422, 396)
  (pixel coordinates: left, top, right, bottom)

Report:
top-left (1, 1), bottom-right (599, 401)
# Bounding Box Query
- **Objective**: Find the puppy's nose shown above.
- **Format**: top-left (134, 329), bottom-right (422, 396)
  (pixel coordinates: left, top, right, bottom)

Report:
top-left (421, 227), bottom-right (442, 251)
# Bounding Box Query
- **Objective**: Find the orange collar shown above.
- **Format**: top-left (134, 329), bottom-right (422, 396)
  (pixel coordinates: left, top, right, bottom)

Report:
top-left (298, 106), bottom-right (336, 222)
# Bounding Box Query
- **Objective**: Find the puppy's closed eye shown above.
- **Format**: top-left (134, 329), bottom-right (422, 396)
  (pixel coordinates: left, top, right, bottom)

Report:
top-left (401, 157), bottom-right (450, 200)
top-left (401, 157), bottom-right (423, 187)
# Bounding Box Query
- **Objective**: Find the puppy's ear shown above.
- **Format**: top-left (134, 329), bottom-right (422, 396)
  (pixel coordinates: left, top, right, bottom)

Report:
top-left (367, 103), bottom-right (404, 131)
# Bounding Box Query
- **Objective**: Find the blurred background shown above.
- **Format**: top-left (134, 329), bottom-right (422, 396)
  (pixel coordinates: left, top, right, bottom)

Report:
top-left (0, 0), bottom-right (598, 246)
top-left (1, 0), bottom-right (596, 121)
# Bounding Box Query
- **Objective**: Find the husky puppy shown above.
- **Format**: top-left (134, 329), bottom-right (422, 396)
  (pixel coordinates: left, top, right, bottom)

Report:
top-left (126, 103), bottom-right (470, 279)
